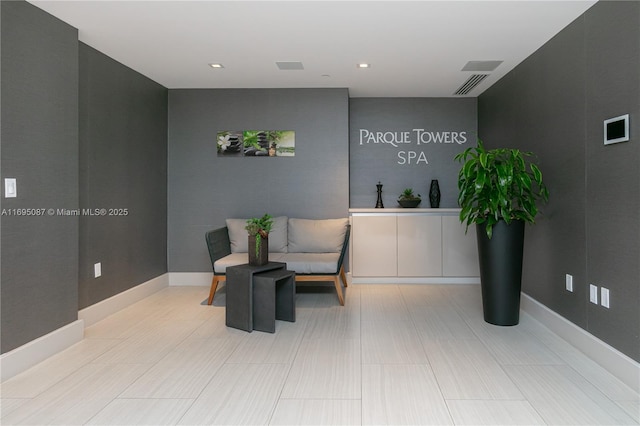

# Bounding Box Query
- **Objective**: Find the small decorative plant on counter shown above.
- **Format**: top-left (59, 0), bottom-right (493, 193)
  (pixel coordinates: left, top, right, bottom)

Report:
top-left (397, 188), bottom-right (422, 208)
top-left (245, 214), bottom-right (273, 265)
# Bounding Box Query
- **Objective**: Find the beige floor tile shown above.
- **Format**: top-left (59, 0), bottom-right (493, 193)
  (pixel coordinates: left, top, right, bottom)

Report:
top-left (92, 319), bottom-right (202, 364)
top-left (1, 363), bottom-right (149, 425)
top-left (120, 336), bottom-right (239, 398)
top-left (0, 398), bottom-right (30, 417)
top-left (86, 398), bottom-right (194, 425)
top-left (411, 305), bottom-right (477, 340)
top-left (617, 399), bottom-right (640, 423)
top-left (281, 338), bottom-right (361, 399)
top-left (423, 338), bottom-right (523, 400)
top-left (178, 363), bottom-right (289, 425)
top-left (505, 364), bottom-right (638, 425)
top-left (269, 399), bottom-right (361, 425)
top-left (226, 314), bottom-right (308, 364)
top-left (399, 284), bottom-right (457, 310)
top-left (0, 338), bottom-right (120, 398)
top-left (360, 285), bottom-right (411, 321)
top-left (361, 319), bottom-right (428, 364)
top-left (518, 313), bottom-right (640, 401)
top-left (303, 296), bottom-right (360, 340)
top-left (189, 309), bottom-right (252, 340)
top-left (466, 320), bottom-right (565, 366)
top-left (446, 400), bottom-right (545, 425)
top-left (362, 364), bottom-right (452, 425)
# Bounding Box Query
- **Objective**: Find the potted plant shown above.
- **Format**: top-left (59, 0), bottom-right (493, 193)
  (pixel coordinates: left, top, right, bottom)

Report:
top-left (398, 188), bottom-right (422, 208)
top-left (245, 214), bottom-right (273, 265)
top-left (455, 140), bottom-right (548, 326)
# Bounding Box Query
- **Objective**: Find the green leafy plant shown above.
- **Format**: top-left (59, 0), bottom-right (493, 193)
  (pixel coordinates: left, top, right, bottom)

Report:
top-left (245, 214), bottom-right (274, 257)
top-left (455, 140), bottom-right (549, 239)
top-left (398, 188), bottom-right (421, 200)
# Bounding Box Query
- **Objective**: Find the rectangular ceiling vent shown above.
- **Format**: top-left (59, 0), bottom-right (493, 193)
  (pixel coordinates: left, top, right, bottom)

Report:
top-left (276, 61), bottom-right (304, 70)
top-left (454, 74), bottom-right (488, 95)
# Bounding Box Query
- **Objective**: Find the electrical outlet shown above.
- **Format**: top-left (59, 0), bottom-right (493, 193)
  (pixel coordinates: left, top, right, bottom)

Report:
top-left (589, 284), bottom-right (598, 304)
top-left (94, 262), bottom-right (102, 278)
top-left (565, 274), bottom-right (573, 292)
top-left (601, 287), bottom-right (610, 308)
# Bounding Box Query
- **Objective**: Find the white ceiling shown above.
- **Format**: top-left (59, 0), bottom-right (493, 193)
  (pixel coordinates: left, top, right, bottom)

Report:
top-left (29, 0), bottom-right (597, 97)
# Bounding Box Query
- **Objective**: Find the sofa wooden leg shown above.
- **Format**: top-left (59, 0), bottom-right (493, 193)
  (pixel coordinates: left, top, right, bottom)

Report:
top-left (340, 266), bottom-right (348, 288)
top-left (207, 275), bottom-right (223, 305)
top-left (333, 276), bottom-right (345, 306)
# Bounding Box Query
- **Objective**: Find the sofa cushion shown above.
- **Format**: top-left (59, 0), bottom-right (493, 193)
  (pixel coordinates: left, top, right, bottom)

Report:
top-left (226, 216), bottom-right (288, 253)
top-left (273, 253), bottom-right (340, 274)
top-left (213, 253), bottom-right (248, 273)
top-left (213, 252), bottom-right (340, 274)
top-left (288, 218), bottom-right (348, 253)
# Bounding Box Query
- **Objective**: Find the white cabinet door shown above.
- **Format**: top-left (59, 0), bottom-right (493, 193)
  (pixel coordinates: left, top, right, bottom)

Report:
top-left (352, 215), bottom-right (397, 277)
top-left (442, 216), bottom-right (479, 276)
top-left (397, 215), bottom-right (442, 277)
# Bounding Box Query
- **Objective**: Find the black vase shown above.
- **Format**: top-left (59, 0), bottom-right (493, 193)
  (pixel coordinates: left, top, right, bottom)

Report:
top-left (248, 235), bottom-right (269, 266)
top-left (429, 179), bottom-right (441, 208)
top-left (476, 219), bottom-right (525, 326)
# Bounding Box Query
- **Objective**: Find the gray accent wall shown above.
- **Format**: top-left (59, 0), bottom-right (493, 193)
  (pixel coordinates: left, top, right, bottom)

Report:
top-left (168, 88), bottom-right (349, 272)
top-left (349, 98), bottom-right (477, 208)
top-left (78, 44), bottom-right (168, 309)
top-left (1, 1), bottom-right (79, 353)
top-left (479, 1), bottom-right (639, 361)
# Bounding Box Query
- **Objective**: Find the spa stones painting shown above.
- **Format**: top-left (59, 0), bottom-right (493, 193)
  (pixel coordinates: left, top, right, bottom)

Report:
top-left (217, 130), bottom-right (295, 157)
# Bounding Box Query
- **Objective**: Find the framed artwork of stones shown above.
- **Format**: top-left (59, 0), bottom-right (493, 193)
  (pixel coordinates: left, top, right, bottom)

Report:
top-left (217, 130), bottom-right (295, 157)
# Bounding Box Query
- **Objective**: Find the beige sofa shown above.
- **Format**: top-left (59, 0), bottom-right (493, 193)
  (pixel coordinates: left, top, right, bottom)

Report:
top-left (205, 217), bottom-right (350, 305)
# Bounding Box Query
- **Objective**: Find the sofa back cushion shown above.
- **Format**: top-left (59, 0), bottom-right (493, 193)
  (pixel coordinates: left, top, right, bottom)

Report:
top-left (288, 218), bottom-right (348, 253)
top-left (226, 216), bottom-right (288, 253)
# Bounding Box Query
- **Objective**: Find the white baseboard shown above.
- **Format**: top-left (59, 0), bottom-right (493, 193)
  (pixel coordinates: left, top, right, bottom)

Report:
top-left (79, 273), bottom-right (169, 327)
top-left (168, 272), bottom-right (212, 287)
top-left (348, 274), bottom-right (480, 285)
top-left (168, 272), bottom-right (480, 287)
top-left (0, 320), bottom-right (84, 382)
top-left (521, 293), bottom-right (640, 394)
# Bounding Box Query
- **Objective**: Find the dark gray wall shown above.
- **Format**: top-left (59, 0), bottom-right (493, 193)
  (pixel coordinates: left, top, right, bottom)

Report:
top-left (349, 98), bottom-right (477, 208)
top-left (1, 1), bottom-right (79, 353)
top-left (168, 88), bottom-right (349, 272)
top-left (479, 1), bottom-right (639, 361)
top-left (78, 44), bottom-right (168, 309)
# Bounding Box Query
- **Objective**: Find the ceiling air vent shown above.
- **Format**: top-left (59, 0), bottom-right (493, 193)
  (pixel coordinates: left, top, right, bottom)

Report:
top-left (454, 74), bottom-right (488, 95)
top-left (276, 61), bottom-right (304, 70)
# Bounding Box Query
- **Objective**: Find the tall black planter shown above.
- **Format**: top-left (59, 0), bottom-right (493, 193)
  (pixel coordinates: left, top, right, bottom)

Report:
top-left (476, 219), bottom-right (525, 326)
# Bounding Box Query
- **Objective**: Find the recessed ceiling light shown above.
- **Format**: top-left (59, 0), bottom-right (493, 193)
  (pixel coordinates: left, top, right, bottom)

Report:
top-left (209, 63), bottom-right (224, 69)
top-left (357, 63), bottom-right (370, 69)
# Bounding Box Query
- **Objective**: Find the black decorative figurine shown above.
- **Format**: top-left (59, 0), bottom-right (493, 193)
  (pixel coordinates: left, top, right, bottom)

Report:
top-left (375, 181), bottom-right (384, 208)
top-left (429, 179), bottom-right (441, 208)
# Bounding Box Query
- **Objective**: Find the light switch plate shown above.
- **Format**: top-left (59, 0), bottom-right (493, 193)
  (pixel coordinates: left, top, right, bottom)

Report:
top-left (601, 287), bottom-right (610, 308)
top-left (4, 178), bottom-right (17, 198)
top-left (589, 284), bottom-right (598, 304)
top-left (94, 262), bottom-right (102, 278)
top-left (565, 274), bottom-right (573, 292)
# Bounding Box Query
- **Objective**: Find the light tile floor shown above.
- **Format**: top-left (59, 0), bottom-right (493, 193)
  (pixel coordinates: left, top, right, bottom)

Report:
top-left (1, 284), bottom-right (638, 425)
